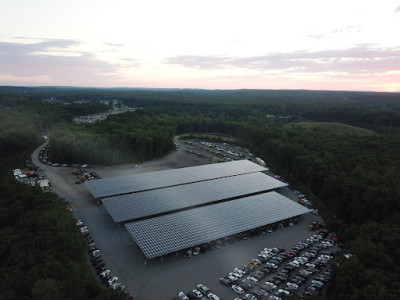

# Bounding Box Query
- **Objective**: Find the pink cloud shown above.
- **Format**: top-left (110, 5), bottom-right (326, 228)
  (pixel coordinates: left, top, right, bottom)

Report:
top-left (167, 45), bottom-right (400, 75)
top-left (0, 39), bottom-right (121, 86)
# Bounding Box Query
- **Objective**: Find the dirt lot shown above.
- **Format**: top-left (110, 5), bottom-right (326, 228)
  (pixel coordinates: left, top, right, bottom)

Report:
top-left (31, 137), bottom-right (324, 300)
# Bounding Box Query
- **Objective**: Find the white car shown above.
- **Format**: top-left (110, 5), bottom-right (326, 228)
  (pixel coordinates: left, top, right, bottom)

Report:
top-left (234, 267), bottom-right (245, 275)
top-left (91, 250), bottom-right (101, 257)
top-left (244, 293), bottom-right (257, 300)
top-left (264, 281), bottom-right (277, 289)
top-left (192, 289), bottom-right (203, 298)
top-left (111, 282), bottom-right (121, 290)
top-left (108, 277), bottom-right (118, 286)
top-left (233, 271), bottom-right (243, 278)
top-left (306, 263), bottom-right (317, 269)
top-left (278, 288), bottom-right (291, 295)
top-left (297, 257), bottom-right (309, 264)
top-left (268, 262), bottom-right (278, 268)
top-left (247, 276), bottom-right (258, 284)
top-left (100, 269), bottom-right (110, 278)
top-left (232, 285), bottom-right (244, 294)
top-left (290, 260), bottom-right (300, 266)
top-left (207, 292), bottom-right (220, 300)
top-left (286, 282), bottom-right (299, 290)
top-left (184, 249), bottom-right (192, 258)
top-left (229, 272), bottom-right (241, 279)
top-left (178, 292), bottom-right (189, 300)
top-left (227, 274), bottom-right (237, 281)
top-left (192, 247), bottom-right (200, 256)
top-left (197, 284), bottom-right (210, 294)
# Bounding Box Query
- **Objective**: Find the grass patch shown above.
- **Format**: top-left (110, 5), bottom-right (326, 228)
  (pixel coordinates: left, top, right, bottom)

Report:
top-left (287, 122), bottom-right (379, 136)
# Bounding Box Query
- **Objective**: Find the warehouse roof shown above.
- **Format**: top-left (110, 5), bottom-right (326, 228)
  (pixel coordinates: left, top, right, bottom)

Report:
top-left (86, 160), bottom-right (267, 198)
top-left (125, 191), bottom-right (310, 259)
top-left (102, 172), bottom-right (287, 222)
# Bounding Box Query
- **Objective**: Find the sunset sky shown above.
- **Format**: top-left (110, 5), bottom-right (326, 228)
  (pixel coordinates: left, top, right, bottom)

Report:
top-left (1, 0), bottom-right (399, 91)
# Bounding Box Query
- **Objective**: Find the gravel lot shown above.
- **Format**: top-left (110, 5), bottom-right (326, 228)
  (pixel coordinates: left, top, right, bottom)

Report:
top-left (31, 137), bottom-right (323, 300)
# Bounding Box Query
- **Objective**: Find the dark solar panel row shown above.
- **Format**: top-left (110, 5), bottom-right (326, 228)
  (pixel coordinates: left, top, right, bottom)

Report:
top-left (86, 160), bottom-right (267, 198)
top-left (102, 172), bottom-right (287, 222)
top-left (125, 192), bottom-right (310, 259)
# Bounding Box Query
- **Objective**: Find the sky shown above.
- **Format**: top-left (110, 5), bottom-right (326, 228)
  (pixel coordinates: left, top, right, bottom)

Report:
top-left (0, 0), bottom-right (400, 91)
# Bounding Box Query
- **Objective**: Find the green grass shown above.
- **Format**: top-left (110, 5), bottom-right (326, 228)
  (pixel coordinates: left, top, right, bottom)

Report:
top-left (287, 122), bottom-right (379, 136)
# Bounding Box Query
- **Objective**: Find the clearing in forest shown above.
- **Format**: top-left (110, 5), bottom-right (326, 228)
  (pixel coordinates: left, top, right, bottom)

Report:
top-left (287, 122), bottom-right (379, 136)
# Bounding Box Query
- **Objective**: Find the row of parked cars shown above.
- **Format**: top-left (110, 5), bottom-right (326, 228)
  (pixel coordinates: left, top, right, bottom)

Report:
top-left (76, 219), bottom-right (133, 299)
top-left (182, 218), bottom-right (300, 260)
top-left (218, 230), bottom-right (341, 299)
top-left (178, 283), bottom-right (221, 300)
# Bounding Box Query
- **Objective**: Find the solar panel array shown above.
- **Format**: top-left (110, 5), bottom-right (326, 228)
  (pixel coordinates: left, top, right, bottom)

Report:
top-left (125, 191), bottom-right (310, 259)
top-left (102, 172), bottom-right (287, 222)
top-left (86, 160), bottom-right (267, 198)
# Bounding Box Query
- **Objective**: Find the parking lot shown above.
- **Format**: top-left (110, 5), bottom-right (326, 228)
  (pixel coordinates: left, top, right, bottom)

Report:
top-left (31, 137), bottom-right (329, 299)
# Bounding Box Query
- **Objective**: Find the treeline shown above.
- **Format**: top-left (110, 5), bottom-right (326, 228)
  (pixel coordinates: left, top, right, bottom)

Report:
top-left (0, 179), bottom-right (122, 300)
top-left (0, 90), bottom-right (109, 130)
top-left (0, 107), bottom-right (125, 300)
top-left (49, 110), bottom-right (175, 164)
top-left (3, 86), bottom-right (400, 133)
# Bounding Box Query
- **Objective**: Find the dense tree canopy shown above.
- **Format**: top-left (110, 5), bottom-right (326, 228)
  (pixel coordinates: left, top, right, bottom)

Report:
top-left (0, 106), bottom-right (125, 300)
top-left (1, 87), bottom-right (400, 299)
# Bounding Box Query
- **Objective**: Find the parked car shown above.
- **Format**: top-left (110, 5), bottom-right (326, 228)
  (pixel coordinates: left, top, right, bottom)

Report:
top-left (184, 249), bottom-right (192, 258)
top-left (193, 247), bottom-right (200, 256)
top-left (286, 282), bottom-right (299, 290)
top-left (244, 293), bottom-right (257, 300)
top-left (207, 292), bottom-right (220, 300)
top-left (197, 284), bottom-right (210, 294)
top-left (192, 289), bottom-right (203, 298)
top-left (108, 277), bottom-right (118, 286)
top-left (178, 292), bottom-right (189, 300)
top-left (100, 269), bottom-right (110, 278)
top-left (247, 276), bottom-right (258, 284)
top-left (219, 277), bottom-right (230, 286)
top-left (232, 285), bottom-right (245, 294)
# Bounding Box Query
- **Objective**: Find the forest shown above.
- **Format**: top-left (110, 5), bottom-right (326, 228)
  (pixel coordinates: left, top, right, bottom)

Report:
top-left (0, 98), bottom-right (126, 300)
top-left (1, 87), bottom-right (400, 299)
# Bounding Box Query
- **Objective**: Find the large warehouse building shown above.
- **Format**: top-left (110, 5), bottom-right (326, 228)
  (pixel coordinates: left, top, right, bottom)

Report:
top-left (86, 160), bottom-right (310, 259)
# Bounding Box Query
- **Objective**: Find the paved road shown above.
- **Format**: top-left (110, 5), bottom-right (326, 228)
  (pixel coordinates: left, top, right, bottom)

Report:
top-left (31, 138), bottom-right (322, 300)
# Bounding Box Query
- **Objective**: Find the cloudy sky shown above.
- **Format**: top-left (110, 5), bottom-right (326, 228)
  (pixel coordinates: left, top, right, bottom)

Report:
top-left (1, 0), bottom-right (399, 91)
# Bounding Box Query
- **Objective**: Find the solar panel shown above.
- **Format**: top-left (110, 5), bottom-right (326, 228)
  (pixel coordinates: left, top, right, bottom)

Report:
top-left (125, 192), bottom-right (310, 259)
top-left (102, 172), bottom-right (287, 222)
top-left (86, 160), bottom-right (267, 198)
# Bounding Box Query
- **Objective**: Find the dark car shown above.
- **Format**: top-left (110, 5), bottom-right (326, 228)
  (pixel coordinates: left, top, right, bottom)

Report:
top-left (261, 267), bottom-right (271, 274)
top-left (95, 262), bottom-right (105, 269)
top-left (219, 277), bottom-right (230, 286)
top-left (238, 283), bottom-right (250, 291)
top-left (255, 271), bottom-right (265, 278)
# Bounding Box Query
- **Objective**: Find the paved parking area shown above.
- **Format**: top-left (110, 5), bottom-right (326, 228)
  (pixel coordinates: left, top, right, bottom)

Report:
top-left (31, 138), bottom-right (324, 300)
